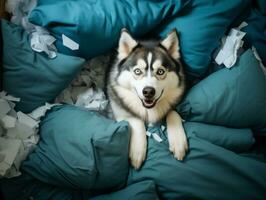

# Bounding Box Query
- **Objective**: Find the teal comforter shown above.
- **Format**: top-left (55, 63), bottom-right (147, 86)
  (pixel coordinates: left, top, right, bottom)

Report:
top-left (1, 0), bottom-right (266, 199)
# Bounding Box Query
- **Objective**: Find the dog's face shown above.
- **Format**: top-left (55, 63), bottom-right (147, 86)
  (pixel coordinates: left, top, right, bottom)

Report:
top-left (110, 29), bottom-right (185, 122)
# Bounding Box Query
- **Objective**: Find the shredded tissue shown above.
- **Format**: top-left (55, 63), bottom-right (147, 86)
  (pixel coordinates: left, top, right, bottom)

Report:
top-left (215, 22), bottom-right (248, 68)
top-left (55, 54), bottom-right (113, 116)
top-left (8, 0), bottom-right (57, 58)
top-left (0, 91), bottom-right (57, 178)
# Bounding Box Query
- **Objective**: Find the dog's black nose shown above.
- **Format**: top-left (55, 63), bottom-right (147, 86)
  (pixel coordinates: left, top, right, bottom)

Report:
top-left (142, 87), bottom-right (155, 98)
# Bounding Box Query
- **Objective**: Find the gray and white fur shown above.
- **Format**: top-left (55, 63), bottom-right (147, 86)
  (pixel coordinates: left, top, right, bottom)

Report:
top-left (106, 29), bottom-right (188, 169)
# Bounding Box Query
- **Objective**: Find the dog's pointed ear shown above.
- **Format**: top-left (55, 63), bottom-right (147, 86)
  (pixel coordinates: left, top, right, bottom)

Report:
top-left (118, 28), bottom-right (138, 60)
top-left (160, 29), bottom-right (180, 60)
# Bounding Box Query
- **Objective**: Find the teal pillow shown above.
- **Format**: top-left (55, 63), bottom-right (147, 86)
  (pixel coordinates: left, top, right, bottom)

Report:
top-left (156, 0), bottom-right (250, 77)
top-left (242, 9), bottom-right (266, 65)
top-left (256, 0), bottom-right (266, 15)
top-left (1, 172), bottom-right (158, 200)
top-left (28, 0), bottom-right (190, 58)
top-left (128, 123), bottom-right (266, 200)
top-left (0, 171), bottom-right (90, 200)
top-left (22, 105), bottom-right (130, 191)
top-left (28, 0), bottom-right (250, 77)
top-left (1, 19), bottom-right (85, 113)
top-left (183, 122), bottom-right (254, 153)
top-left (177, 50), bottom-right (266, 133)
top-left (91, 181), bottom-right (159, 200)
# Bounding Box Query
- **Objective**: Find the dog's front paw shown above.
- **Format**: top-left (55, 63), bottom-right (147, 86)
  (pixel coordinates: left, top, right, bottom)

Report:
top-left (168, 128), bottom-right (188, 160)
top-left (166, 111), bottom-right (188, 161)
top-left (129, 134), bottom-right (147, 170)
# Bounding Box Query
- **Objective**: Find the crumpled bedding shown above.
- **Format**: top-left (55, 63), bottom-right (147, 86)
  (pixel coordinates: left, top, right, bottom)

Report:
top-left (1, 0), bottom-right (266, 199)
top-left (0, 91), bottom-right (57, 178)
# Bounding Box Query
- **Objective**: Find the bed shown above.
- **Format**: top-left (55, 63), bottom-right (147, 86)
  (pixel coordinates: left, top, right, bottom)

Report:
top-left (0, 0), bottom-right (266, 199)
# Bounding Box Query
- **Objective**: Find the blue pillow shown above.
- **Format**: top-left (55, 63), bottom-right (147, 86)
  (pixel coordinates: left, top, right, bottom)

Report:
top-left (156, 0), bottom-right (250, 77)
top-left (1, 19), bottom-right (85, 113)
top-left (28, 0), bottom-right (190, 58)
top-left (127, 123), bottom-right (266, 200)
top-left (242, 9), bottom-right (266, 66)
top-left (28, 0), bottom-right (250, 77)
top-left (22, 105), bottom-right (130, 191)
top-left (177, 50), bottom-right (266, 133)
top-left (91, 181), bottom-right (159, 200)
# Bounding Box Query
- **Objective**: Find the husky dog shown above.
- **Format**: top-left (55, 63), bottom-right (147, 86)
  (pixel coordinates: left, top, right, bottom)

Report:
top-left (106, 29), bottom-right (188, 169)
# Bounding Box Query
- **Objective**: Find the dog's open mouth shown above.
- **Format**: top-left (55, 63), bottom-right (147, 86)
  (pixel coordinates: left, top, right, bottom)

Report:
top-left (142, 99), bottom-right (156, 108)
top-left (139, 90), bottom-right (164, 109)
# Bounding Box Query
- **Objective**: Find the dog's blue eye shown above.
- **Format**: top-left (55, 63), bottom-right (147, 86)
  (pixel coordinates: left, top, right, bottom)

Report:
top-left (134, 68), bottom-right (142, 75)
top-left (157, 69), bottom-right (165, 75)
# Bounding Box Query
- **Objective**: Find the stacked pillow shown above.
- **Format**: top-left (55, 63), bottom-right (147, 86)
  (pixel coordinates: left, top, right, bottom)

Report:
top-left (22, 105), bottom-right (130, 191)
top-left (28, 0), bottom-right (250, 77)
top-left (177, 50), bottom-right (266, 133)
top-left (1, 19), bottom-right (85, 113)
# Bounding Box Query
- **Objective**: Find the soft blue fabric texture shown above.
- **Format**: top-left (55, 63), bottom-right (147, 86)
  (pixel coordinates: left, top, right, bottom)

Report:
top-left (243, 9), bottom-right (266, 65)
top-left (177, 50), bottom-right (266, 133)
top-left (1, 172), bottom-right (158, 200)
top-left (156, 0), bottom-right (250, 77)
top-left (91, 181), bottom-right (159, 200)
top-left (22, 105), bottom-right (130, 191)
top-left (183, 122), bottom-right (254, 153)
top-left (147, 122), bottom-right (254, 153)
top-left (256, 0), bottom-right (266, 15)
top-left (1, 19), bottom-right (85, 113)
top-left (28, 0), bottom-right (250, 77)
top-left (0, 171), bottom-right (90, 200)
top-left (2, 121), bottom-right (261, 200)
top-left (29, 0), bottom-right (190, 58)
top-left (128, 124), bottom-right (266, 200)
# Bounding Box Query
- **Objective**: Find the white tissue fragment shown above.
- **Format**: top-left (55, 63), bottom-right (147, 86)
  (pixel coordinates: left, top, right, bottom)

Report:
top-left (146, 131), bottom-right (152, 137)
top-left (0, 137), bottom-right (22, 177)
top-left (0, 99), bottom-right (11, 119)
top-left (30, 28), bottom-right (57, 59)
top-left (10, 0), bottom-right (57, 58)
top-left (28, 102), bottom-right (58, 120)
top-left (0, 92), bottom-right (57, 178)
top-left (215, 28), bottom-right (246, 68)
top-left (152, 133), bottom-right (163, 143)
top-left (56, 55), bottom-right (111, 113)
top-left (75, 88), bottom-right (108, 111)
top-left (62, 34), bottom-right (79, 50)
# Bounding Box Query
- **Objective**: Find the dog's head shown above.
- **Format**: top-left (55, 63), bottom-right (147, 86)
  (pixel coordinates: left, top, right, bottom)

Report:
top-left (111, 29), bottom-right (185, 122)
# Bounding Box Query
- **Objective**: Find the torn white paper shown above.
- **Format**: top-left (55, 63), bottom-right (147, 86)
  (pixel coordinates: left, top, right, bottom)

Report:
top-left (0, 126), bottom-right (5, 137)
top-left (0, 115), bottom-right (16, 129)
top-left (0, 91), bottom-right (58, 178)
top-left (152, 133), bottom-right (163, 143)
top-left (0, 99), bottom-right (11, 119)
top-left (62, 34), bottom-right (79, 50)
top-left (56, 55), bottom-right (111, 115)
top-left (215, 28), bottom-right (246, 68)
top-left (17, 111), bottom-right (39, 128)
top-left (10, 0), bottom-right (57, 58)
top-left (0, 153), bottom-right (5, 163)
top-left (0, 137), bottom-right (22, 177)
top-left (28, 102), bottom-right (58, 120)
top-left (30, 29), bottom-right (57, 59)
top-left (237, 21), bottom-right (248, 30)
top-left (146, 131), bottom-right (152, 137)
top-left (75, 88), bottom-right (108, 111)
